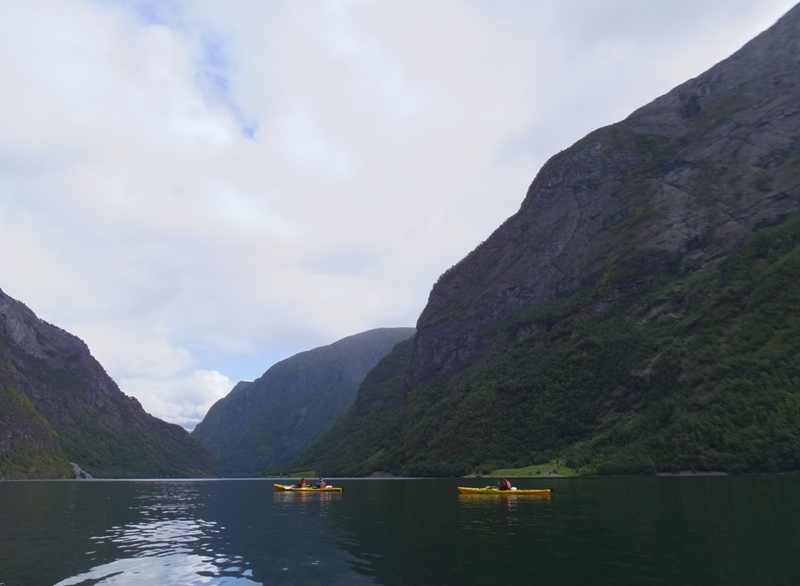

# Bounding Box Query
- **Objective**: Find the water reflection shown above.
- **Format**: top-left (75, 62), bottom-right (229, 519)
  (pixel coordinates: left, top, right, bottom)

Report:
top-left (20, 480), bottom-right (378, 586)
top-left (53, 482), bottom-right (260, 586)
top-left (54, 552), bottom-right (258, 585)
top-left (457, 491), bottom-right (551, 533)
top-left (96, 517), bottom-right (220, 557)
top-left (132, 481), bottom-right (200, 516)
top-left (4, 477), bottom-right (798, 586)
top-left (273, 491), bottom-right (342, 506)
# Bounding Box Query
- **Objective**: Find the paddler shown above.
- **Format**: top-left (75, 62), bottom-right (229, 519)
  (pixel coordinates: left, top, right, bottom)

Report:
top-left (497, 478), bottom-right (512, 490)
top-left (314, 477), bottom-right (326, 489)
top-left (295, 477), bottom-right (307, 488)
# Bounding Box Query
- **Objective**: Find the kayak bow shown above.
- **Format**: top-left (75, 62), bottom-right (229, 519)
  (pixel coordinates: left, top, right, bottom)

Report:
top-left (274, 484), bottom-right (342, 493)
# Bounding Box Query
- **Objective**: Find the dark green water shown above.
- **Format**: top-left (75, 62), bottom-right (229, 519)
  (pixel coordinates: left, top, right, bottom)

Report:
top-left (1, 476), bottom-right (799, 585)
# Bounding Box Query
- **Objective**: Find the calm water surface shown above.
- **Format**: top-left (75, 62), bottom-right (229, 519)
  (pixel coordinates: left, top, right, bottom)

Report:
top-left (1, 476), bottom-right (799, 585)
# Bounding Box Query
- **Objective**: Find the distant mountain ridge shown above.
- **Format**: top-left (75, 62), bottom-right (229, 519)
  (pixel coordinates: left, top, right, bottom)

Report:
top-left (192, 327), bottom-right (415, 477)
top-left (287, 4), bottom-right (800, 476)
top-left (0, 287), bottom-right (217, 479)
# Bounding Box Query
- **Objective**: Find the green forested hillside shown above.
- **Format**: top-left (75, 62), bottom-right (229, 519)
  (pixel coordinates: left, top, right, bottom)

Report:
top-left (18, 350), bottom-right (218, 479)
top-left (284, 213), bottom-right (800, 476)
top-left (0, 385), bottom-right (72, 479)
top-left (193, 328), bottom-right (415, 477)
top-left (0, 287), bottom-right (217, 479)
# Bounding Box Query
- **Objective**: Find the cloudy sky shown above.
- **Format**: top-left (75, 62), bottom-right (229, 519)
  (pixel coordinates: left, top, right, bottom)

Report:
top-left (0, 0), bottom-right (795, 429)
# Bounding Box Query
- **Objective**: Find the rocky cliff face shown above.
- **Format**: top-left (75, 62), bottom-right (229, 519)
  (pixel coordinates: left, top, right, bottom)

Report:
top-left (410, 4), bottom-right (800, 385)
top-left (285, 3), bottom-right (800, 477)
top-left (192, 328), bottom-right (415, 477)
top-left (0, 384), bottom-right (71, 479)
top-left (0, 287), bottom-right (217, 478)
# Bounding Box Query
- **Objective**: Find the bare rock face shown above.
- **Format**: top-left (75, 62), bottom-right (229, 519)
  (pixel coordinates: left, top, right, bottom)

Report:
top-left (410, 4), bottom-right (800, 384)
top-left (0, 290), bottom-right (124, 428)
top-left (0, 287), bottom-right (217, 478)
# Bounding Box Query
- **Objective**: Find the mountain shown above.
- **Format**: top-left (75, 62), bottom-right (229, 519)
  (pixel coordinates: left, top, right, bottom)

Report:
top-left (192, 327), bottom-right (415, 477)
top-left (0, 384), bottom-right (71, 479)
top-left (287, 5), bottom-right (800, 476)
top-left (0, 287), bottom-right (217, 479)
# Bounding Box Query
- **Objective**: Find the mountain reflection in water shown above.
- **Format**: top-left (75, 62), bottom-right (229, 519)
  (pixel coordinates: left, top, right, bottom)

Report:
top-left (1, 476), bottom-right (799, 585)
top-left (51, 482), bottom-right (252, 585)
top-left (2, 479), bottom-right (375, 586)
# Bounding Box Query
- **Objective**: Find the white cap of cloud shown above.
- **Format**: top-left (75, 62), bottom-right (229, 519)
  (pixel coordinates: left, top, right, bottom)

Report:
top-left (124, 369), bottom-right (234, 432)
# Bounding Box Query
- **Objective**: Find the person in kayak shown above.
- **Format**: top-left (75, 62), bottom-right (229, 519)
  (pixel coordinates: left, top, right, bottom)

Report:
top-left (314, 477), bottom-right (326, 489)
top-left (295, 478), bottom-right (307, 488)
top-left (497, 478), bottom-right (512, 491)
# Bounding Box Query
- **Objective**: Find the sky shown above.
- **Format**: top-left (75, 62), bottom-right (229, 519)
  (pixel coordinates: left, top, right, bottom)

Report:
top-left (0, 0), bottom-right (796, 430)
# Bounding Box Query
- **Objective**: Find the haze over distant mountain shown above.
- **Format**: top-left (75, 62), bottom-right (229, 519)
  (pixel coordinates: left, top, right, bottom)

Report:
top-left (192, 328), bottom-right (415, 477)
top-left (0, 287), bottom-right (216, 479)
top-left (288, 4), bottom-right (800, 477)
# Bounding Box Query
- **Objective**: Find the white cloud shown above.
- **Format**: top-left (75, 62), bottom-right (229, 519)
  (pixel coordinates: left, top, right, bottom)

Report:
top-left (0, 0), bottom-right (796, 427)
top-left (123, 369), bottom-right (233, 431)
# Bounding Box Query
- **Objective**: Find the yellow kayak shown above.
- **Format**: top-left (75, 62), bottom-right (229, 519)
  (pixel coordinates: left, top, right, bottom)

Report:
top-left (274, 484), bottom-right (342, 493)
top-left (458, 486), bottom-right (550, 496)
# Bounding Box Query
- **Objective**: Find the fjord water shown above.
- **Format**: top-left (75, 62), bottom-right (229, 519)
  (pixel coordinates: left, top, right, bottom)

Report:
top-left (1, 476), bottom-right (799, 585)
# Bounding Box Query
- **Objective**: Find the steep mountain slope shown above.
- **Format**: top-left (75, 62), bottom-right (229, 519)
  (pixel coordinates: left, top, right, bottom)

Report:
top-left (192, 328), bottom-right (415, 477)
top-left (287, 4), bottom-right (800, 476)
top-left (0, 287), bottom-right (217, 478)
top-left (0, 384), bottom-right (71, 479)
top-left (411, 4), bottom-right (800, 385)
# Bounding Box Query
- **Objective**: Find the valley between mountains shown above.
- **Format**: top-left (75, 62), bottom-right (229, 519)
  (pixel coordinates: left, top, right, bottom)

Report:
top-left (3, 3), bottom-right (800, 479)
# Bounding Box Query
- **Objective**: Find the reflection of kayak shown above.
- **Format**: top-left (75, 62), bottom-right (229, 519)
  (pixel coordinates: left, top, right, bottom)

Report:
top-left (274, 484), bottom-right (342, 493)
top-left (458, 486), bottom-right (550, 496)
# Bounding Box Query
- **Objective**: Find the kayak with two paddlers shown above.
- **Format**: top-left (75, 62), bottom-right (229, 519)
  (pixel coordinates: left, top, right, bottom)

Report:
top-left (457, 486), bottom-right (550, 496)
top-left (274, 484), bottom-right (343, 493)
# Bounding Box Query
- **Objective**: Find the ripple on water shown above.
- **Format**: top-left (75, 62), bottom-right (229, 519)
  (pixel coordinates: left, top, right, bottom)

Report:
top-left (53, 515), bottom-right (258, 586)
top-left (53, 553), bottom-right (259, 585)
